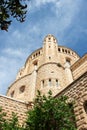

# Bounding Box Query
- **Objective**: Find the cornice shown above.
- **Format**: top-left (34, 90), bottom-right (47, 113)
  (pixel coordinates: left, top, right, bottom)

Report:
top-left (71, 53), bottom-right (87, 71)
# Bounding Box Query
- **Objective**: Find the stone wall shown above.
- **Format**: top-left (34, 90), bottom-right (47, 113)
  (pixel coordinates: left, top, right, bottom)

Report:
top-left (0, 72), bottom-right (87, 129)
top-left (36, 62), bottom-right (67, 96)
top-left (55, 71), bottom-right (87, 130)
top-left (71, 54), bottom-right (87, 80)
top-left (7, 70), bottom-right (37, 102)
top-left (0, 95), bottom-right (32, 125)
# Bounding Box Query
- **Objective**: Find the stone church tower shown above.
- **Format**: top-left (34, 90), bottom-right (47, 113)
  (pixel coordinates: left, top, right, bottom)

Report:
top-left (0, 34), bottom-right (87, 129)
top-left (7, 34), bottom-right (80, 101)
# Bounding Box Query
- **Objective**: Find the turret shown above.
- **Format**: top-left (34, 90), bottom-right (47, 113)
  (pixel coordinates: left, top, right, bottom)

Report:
top-left (43, 34), bottom-right (58, 63)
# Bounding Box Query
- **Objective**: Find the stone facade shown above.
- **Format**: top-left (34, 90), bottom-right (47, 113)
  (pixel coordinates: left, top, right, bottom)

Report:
top-left (55, 71), bottom-right (87, 130)
top-left (7, 34), bottom-right (80, 101)
top-left (0, 94), bottom-right (32, 125)
top-left (0, 34), bottom-right (87, 129)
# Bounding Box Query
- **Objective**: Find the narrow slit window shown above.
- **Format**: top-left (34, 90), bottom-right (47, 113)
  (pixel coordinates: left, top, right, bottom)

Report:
top-left (84, 101), bottom-right (87, 114)
top-left (39, 51), bottom-right (40, 55)
top-left (56, 79), bottom-right (58, 87)
top-left (58, 48), bottom-right (60, 52)
top-left (49, 79), bottom-right (51, 86)
top-left (62, 49), bottom-right (64, 52)
top-left (11, 91), bottom-right (14, 97)
top-left (65, 50), bottom-right (67, 53)
top-left (41, 80), bottom-right (44, 87)
top-left (49, 56), bottom-right (51, 60)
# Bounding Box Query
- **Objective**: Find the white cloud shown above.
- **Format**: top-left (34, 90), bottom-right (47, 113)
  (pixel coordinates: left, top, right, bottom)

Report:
top-left (12, 30), bottom-right (22, 39)
top-left (0, 0), bottom-right (84, 95)
top-left (0, 56), bottom-right (21, 94)
top-left (2, 48), bottom-right (24, 57)
top-left (27, 0), bottom-right (81, 41)
top-left (29, 0), bottom-right (58, 9)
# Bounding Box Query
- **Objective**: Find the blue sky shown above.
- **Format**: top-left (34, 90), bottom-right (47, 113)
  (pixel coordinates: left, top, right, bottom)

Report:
top-left (0, 0), bottom-right (87, 95)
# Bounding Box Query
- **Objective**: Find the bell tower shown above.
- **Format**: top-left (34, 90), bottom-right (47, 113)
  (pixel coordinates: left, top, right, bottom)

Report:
top-left (43, 34), bottom-right (58, 63)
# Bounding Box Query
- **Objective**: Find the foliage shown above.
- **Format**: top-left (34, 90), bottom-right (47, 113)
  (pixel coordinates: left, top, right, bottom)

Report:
top-left (0, 0), bottom-right (28, 31)
top-left (0, 107), bottom-right (23, 130)
top-left (0, 107), bottom-right (6, 129)
top-left (25, 90), bottom-right (77, 130)
top-left (0, 91), bottom-right (77, 130)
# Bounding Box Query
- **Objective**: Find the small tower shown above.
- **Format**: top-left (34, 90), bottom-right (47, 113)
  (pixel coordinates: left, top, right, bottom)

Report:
top-left (43, 34), bottom-right (58, 63)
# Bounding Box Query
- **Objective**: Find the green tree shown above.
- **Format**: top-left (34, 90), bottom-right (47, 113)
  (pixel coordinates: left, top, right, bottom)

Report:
top-left (0, 91), bottom-right (77, 130)
top-left (25, 90), bottom-right (77, 130)
top-left (0, 0), bottom-right (28, 31)
top-left (0, 107), bottom-right (6, 129)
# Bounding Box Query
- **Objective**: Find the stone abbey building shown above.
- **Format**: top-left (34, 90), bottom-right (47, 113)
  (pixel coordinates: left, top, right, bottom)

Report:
top-left (0, 34), bottom-right (87, 130)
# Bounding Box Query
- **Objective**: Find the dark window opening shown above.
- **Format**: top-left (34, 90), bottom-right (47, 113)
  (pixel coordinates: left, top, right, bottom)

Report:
top-left (11, 91), bottom-right (14, 97)
top-left (58, 48), bottom-right (60, 52)
top-left (41, 80), bottom-right (44, 87)
top-left (48, 38), bottom-right (51, 40)
top-left (33, 54), bottom-right (35, 58)
top-left (49, 57), bottom-right (51, 60)
top-left (56, 79), bottom-right (58, 87)
top-left (68, 50), bottom-right (70, 54)
top-left (33, 61), bottom-right (38, 66)
top-left (65, 50), bottom-right (67, 53)
top-left (62, 49), bottom-right (64, 52)
top-left (51, 71), bottom-right (54, 73)
top-left (66, 58), bottom-right (71, 65)
top-left (33, 60), bottom-right (38, 70)
top-left (84, 101), bottom-right (87, 114)
top-left (49, 79), bottom-right (51, 86)
top-left (39, 51), bottom-right (40, 55)
top-left (19, 85), bottom-right (25, 93)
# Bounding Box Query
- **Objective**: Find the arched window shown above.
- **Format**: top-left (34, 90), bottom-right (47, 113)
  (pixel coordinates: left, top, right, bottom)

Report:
top-left (33, 60), bottom-right (38, 70)
top-left (49, 79), bottom-right (51, 86)
top-left (11, 91), bottom-right (14, 97)
top-left (19, 85), bottom-right (25, 94)
top-left (41, 80), bottom-right (44, 87)
top-left (68, 50), bottom-right (70, 54)
top-left (62, 49), bottom-right (64, 52)
top-left (48, 37), bottom-right (51, 41)
top-left (84, 101), bottom-right (87, 114)
top-left (56, 79), bottom-right (58, 87)
top-left (33, 54), bottom-right (35, 58)
top-left (65, 49), bottom-right (67, 53)
top-left (58, 48), bottom-right (60, 52)
top-left (39, 51), bottom-right (40, 55)
top-left (66, 58), bottom-right (71, 66)
top-left (49, 56), bottom-right (51, 60)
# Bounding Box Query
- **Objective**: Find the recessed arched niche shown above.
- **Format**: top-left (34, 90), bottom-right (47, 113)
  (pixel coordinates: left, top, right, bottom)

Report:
top-left (19, 85), bottom-right (25, 94)
top-left (33, 60), bottom-right (38, 70)
top-left (11, 90), bottom-right (14, 97)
